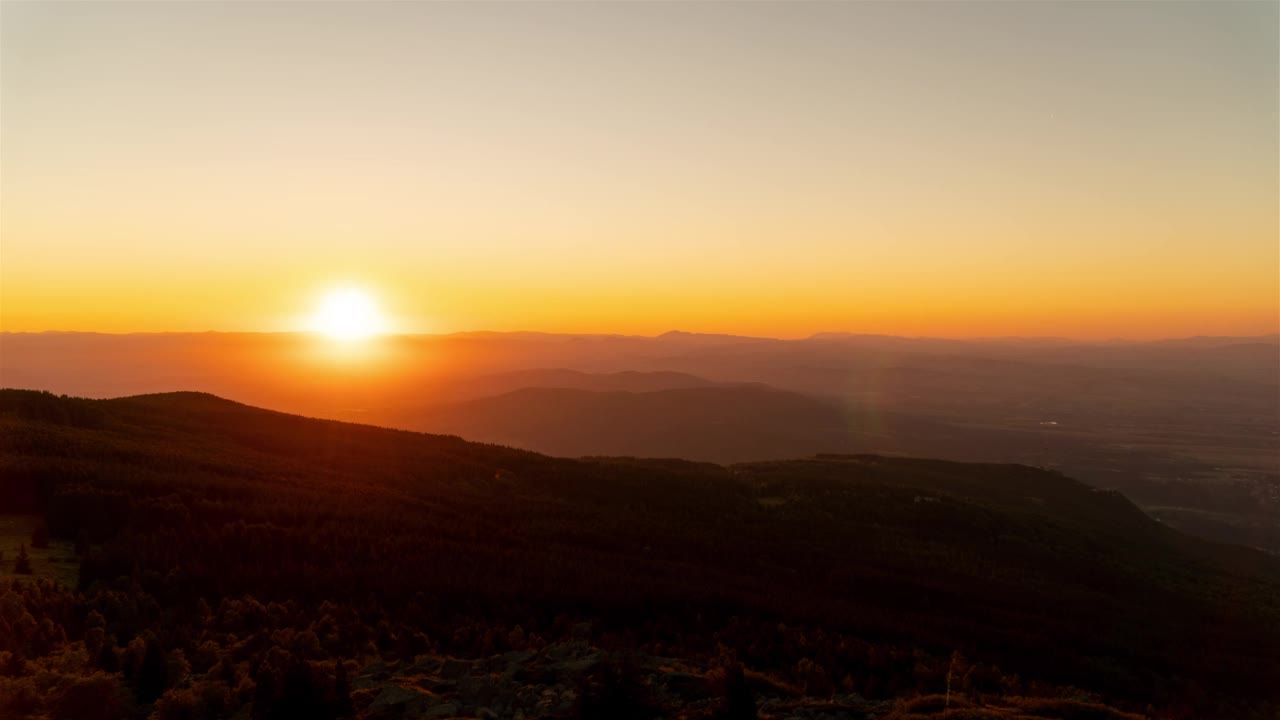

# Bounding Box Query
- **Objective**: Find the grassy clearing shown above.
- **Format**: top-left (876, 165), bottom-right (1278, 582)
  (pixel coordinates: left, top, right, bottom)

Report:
top-left (0, 515), bottom-right (78, 587)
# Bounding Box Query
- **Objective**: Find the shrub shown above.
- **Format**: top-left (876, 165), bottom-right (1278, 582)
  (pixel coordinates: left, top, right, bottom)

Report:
top-left (51, 672), bottom-right (134, 720)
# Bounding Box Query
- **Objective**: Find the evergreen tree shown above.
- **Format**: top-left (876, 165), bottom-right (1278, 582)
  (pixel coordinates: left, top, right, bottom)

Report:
top-left (251, 663), bottom-right (278, 720)
top-left (133, 632), bottom-right (170, 703)
top-left (13, 544), bottom-right (33, 575)
top-left (274, 655), bottom-right (332, 720)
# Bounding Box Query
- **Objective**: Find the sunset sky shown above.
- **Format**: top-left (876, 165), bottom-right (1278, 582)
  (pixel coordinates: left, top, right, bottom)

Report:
top-left (2, 1), bottom-right (1277, 339)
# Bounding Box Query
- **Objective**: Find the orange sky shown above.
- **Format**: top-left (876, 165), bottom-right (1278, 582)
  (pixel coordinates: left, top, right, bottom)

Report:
top-left (2, 2), bottom-right (1277, 339)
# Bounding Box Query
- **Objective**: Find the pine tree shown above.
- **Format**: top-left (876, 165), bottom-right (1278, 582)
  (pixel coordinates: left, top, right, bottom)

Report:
top-left (13, 544), bottom-right (33, 575)
top-left (133, 632), bottom-right (169, 702)
top-left (277, 655), bottom-right (329, 720)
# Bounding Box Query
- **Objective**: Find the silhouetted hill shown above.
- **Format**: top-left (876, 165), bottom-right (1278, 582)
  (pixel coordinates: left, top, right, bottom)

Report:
top-left (399, 383), bottom-right (1068, 467)
top-left (1, 389), bottom-right (1278, 717)
top-left (407, 385), bottom-right (852, 462)
top-left (444, 368), bottom-right (723, 400)
top-left (3, 331), bottom-right (1277, 552)
top-left (400, 385), bottom-right (1280, 551)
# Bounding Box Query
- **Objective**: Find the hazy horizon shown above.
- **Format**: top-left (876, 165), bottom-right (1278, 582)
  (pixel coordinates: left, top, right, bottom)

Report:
top-left (4, 327), bottom-right (1280, 343)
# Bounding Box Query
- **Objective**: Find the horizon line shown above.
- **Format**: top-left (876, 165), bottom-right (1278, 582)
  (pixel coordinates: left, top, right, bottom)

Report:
top-left (2, 329), bottom-right (1277, 345)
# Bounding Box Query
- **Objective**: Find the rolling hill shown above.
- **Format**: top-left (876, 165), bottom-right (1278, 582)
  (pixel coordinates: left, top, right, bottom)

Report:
top-left (4, 331), bottom-right (1275, 555)
top-left (404, 385), bottom-right (855, 461)
top-left (1, 389), bottom-right (1278, 718)
top-left (425, 368), bottom-right (726, 404)
top-left (397, 383), bottom-right (1087, 467)
top-left (398, 385), bottom-right (1280, 553)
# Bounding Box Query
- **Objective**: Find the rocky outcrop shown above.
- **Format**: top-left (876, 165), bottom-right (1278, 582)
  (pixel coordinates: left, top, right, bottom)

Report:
top-left (354, 639), bottom-right (895, 719)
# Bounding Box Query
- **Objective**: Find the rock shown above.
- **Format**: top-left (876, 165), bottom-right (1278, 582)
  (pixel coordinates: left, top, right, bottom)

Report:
top-left (412, 675), bottom-right (453, 693)
top-left (403, 655), bottom-right (444, 675)
top-left (540, 640), bottom-right (590, 663)
top-left (420, 702), bottom-right (459, 719)
top-left (456, 674), bottom-right (503, 709)
top-left (355, 661), bottom-right (393, 688)
top-left (440, 657), bottom-right (472, 679)
top-left (358, 642), bottom-right (893, 720)
top-left (367, 685), bottom-right (430, 717)
top-left (552, 689), bottom-right (576, 715)
top-left (547, 652), bottom-right (603, 676)
top-left (352, 674), bottom-right (383, 690)
top-left (657, 671), bottom-right (709, 701)
top-left (494, 649), bottom-right (535, 676)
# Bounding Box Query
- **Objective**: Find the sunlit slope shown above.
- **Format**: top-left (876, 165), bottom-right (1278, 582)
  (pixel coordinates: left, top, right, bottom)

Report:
top-left (1, 389), bottom-right (1278, 708)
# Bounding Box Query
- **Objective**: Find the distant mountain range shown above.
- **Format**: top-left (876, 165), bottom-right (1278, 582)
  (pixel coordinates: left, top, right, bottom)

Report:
top-left (3, 331), bottom-right (1276, 551)
top-left (398, 382), bottom-right (1055, 466)
top-left (441, 368), bottom-right (724, 400)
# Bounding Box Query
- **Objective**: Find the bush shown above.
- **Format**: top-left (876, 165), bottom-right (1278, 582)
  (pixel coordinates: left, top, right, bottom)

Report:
top-left (0, 675), bottom-right (41, 716)
top-left (51, 672), bottom-right (134, 720)
top-left (150, 688), bottom-right (199, 720)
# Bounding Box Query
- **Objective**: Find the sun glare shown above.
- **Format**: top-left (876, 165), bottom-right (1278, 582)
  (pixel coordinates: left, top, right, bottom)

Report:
top-left (311, 289), bottom-right (385, 340)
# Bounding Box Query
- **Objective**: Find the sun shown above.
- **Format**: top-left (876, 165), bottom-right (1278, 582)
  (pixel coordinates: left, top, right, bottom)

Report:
top-left (311, 288), bottom-right (385, 340)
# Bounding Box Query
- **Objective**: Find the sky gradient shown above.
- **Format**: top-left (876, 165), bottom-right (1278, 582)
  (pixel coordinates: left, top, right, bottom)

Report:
top-left (2, 1), bottom-right (1277, 338)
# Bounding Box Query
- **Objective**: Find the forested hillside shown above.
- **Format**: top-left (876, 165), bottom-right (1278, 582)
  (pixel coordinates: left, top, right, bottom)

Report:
top-left (6, 332), bottom-right (1277, 552)
top-left (1, 389), bottom-right (1277, 719)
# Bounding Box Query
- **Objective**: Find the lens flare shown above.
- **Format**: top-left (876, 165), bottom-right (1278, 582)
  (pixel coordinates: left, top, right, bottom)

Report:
top-left (311, 289), bottom-right (384, 340)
